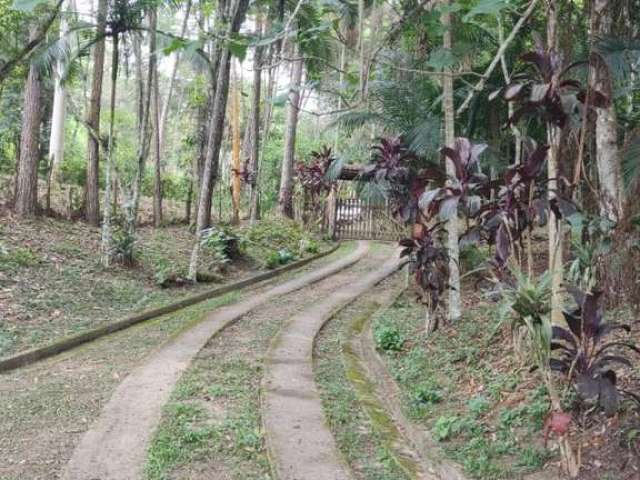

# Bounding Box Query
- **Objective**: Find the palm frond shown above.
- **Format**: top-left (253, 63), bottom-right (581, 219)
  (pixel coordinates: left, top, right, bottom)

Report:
top-left (621, 130), bottom-right (640, 192)
top-left (327, 110), bottom-right (384, 132)
top-left (594, 36), bottom-right (640, 95)
top-left (406, 114), bottom-right (440, 157)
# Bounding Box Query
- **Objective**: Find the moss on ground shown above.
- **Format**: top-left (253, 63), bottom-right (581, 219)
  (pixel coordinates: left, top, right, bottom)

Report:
top-left (314, 275), bottom-right (411, 480)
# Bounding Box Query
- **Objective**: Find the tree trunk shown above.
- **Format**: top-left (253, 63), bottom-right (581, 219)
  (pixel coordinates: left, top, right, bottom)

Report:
top-left (151, 8), bottom-right (163, 228)
top-left (249, 19), bottom-right (263, 224)
top-left (546, 0), bottom-right (564, 326)
top-left (84, 0), bottom-right (107, 225)
top-left (14, 26), bottom-right (42, 218)
top-left (440, 0), bottom-right (461, 323)
top-left (547, 3), bottom-right (579, 475)
top-left (101, 34), bottom-right (119, 266)
top-left (230, 64), bottom-right (241, 224)
top-left (278, 51), bottom-right (303, 219)
top-left (591, 0), bottom-right (624, 221)
top-left (188, 0), bottom-right (250, 281)
top-left (47, 0), bottom-right (70, 213)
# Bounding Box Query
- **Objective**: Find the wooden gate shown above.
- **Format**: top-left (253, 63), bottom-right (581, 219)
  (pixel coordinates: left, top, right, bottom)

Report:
top-left (330, 197), bottom-right (403, 241)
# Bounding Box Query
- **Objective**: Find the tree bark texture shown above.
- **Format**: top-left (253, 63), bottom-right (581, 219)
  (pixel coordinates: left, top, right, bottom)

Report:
top-left (591, 0), bottom-right (624, 221)
top-left (14, 26), bottom-right (42, 218)
top-left (441, 0), bottom-right (461, 322)
top-left (249, 20), bottom-right (263, 224)
top-left (278, 52), bottom-right (303, 219)
top-left (84, 0), bottom-right (107, 225)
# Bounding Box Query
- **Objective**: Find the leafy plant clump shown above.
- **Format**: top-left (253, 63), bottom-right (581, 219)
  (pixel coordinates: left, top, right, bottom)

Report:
top-left (551, 288), bottom-right (640, 416)
top-left (201, 225), bottom-right (243, 265)
top-left (374, 324), bottom-right (405, 352)
top-left (265, 249), bottom-right (296, 269)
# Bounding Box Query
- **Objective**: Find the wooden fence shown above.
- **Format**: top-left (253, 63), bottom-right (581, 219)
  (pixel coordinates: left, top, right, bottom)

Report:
top-left (330, 197), bottom-right (404, 241)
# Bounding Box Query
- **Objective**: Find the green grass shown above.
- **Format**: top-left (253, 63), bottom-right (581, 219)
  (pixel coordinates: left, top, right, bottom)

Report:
top-left (373, 295), bottom-right (555, 480)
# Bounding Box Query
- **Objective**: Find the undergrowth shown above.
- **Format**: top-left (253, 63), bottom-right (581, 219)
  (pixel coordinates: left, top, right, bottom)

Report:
top-left (373, 294), bottom-right (555, 479)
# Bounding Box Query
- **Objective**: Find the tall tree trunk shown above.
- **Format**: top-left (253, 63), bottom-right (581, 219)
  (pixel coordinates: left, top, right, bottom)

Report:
top-left (84, 0), bottom-right (107, 225)
top-left (151, 8), bottom-right (163, 228)
top-left (14, 26), bottom-right (42, 218)
top-left (440, 0), bottom-right (461, 323)
top-left (249, 23), bottom-right (263, 224)
top-left (547, 4), bottom-right (578, 474)
top-left (101, 34), bottom-right (119, 267)
top-left (591, 0), bottom-right (624, 221)
top-left (278, 51), bottom-right (303, 218)
top-left (230, 63), bottom-right (241, 224)
top-left (188, 0), bottom-right (251, 281)
top-left (47, 0), bottom-right (70, 213)
top-left (546, 0), bottom-right (564, 326)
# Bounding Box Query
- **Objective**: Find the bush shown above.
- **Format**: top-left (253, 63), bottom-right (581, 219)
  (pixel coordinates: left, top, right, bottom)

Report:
top-left (374, 324), bottom-right (404, 351)
top-left (0, 245), bottom-right (39, 271)
top-left (265, 249), bottom-right (296, 269)
top-left (110, 224), bottom-right (136, 266)
top-left (414, 384), bottom-right (443, 405)
top-left (201, 225), bottom-right (242, 264)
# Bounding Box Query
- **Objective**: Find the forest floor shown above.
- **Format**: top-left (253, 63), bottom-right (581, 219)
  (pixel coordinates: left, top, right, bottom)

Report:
top-left (0, 209), bottom-right (329, 357)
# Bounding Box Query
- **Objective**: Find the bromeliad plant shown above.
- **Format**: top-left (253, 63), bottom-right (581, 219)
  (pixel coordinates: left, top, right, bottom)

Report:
top-left (551, 288), bottom-right (640, 416)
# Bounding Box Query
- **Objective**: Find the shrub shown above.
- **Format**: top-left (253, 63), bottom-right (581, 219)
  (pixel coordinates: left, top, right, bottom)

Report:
top-left (432, 415), bottom-right (461, 441)
top-left (414, 384), bottom-right (443, 405)
top-left (201, 225), bottom-right (242, 264)
top-left (0, 245), bottom-right (39, 270)
top-left (265, 249), bottom-right (296, 269)
top-left (110, 219), bottom-right (136, 267)
top-left (374, 324), bottom-right (404, 351)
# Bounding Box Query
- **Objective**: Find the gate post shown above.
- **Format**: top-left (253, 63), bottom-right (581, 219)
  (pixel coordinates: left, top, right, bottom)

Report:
top-left (328, 185), bottom-right (338, 240)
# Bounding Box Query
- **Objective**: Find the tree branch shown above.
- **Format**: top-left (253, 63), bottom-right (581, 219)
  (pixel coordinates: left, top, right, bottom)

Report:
top-left (456, 0), bottom-right (539, 115)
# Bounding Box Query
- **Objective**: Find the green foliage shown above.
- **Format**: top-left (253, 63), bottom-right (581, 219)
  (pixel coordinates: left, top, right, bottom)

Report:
top-left (201, 225), bottom-right (242, 265)
top-left (0, 244), bottom-right (39, 271)
top-left (374, 324), bottom-right (404, 352)
top-left (110, 220), bottom-right (137, 266)
top-left (414, 383), bottom-right (443, 406)
top-left (265, 248), bottom-right (295, 269)
top-left (432, 414), bottom-right (470, 441)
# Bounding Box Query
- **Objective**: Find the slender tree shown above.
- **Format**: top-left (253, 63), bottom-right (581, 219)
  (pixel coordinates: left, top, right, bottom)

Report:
top-left (151, 7), bottom-right (163, 227)
top-left (440, 0), bottom-right (461, 322)
top-left (230, 63), bottom-right (241, 224)
top-left (101, 32), bottom-right (120, 266)
top-left (84, 0), bottom-right (108, 225)
top-left (248, 17), bottom-right (263, 224)
top-left (278, 49), bottom-right (303, 218)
